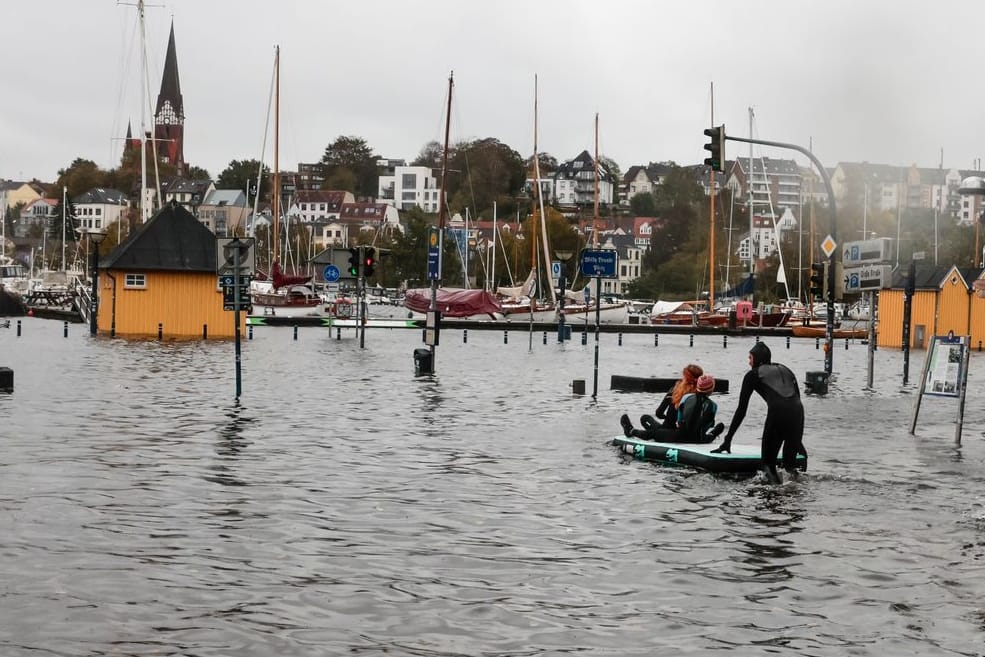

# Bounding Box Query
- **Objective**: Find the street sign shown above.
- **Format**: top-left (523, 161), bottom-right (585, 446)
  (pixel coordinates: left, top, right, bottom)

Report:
top-left (842, 264), bottom-right (892, 293)
top-left (843, 237), bottom-right (893, 266)
top-left (551, 261), bottom-right (562, 281)
top-left (217, 237), bottom-right (256, 276)
top-left (323, 264), bottom-right (340, 282)
top-left (426, 226), bottom-right (442, 280)
top-left (820, 234), bottom-right (837, 258)
top-left (219, 274), bottom-right (235, 287)
top-left (579, 249), bottom-right (618, 279)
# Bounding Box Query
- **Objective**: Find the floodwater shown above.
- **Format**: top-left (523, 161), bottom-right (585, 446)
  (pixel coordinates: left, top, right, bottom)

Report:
top-left (2, 317), bottom-right (984, 656)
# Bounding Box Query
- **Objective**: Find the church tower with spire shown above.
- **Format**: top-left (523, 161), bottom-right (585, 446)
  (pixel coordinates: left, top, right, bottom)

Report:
top-left (154, 20), bottom-right (185, 174)
top-left (121, 20), bottom-right (187, 173)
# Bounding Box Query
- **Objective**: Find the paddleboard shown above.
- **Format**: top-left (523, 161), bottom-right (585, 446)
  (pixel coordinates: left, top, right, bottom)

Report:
top-left (612, 435), bottom-right (807, 475)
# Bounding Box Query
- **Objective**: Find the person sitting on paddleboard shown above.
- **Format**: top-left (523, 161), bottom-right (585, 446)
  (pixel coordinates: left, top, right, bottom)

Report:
top-left (648, 363), bottom-right (703, 429)
top-left (620, 374), bottom-right (725, 443)
top-left (711, 341), bottom-right (806, 484)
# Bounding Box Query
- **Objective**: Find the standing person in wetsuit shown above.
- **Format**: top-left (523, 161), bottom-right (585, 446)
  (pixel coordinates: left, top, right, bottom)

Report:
top-left (711, 342), bottom-right (805, 483)
top-left (620, 374), bottom-right (725, 443)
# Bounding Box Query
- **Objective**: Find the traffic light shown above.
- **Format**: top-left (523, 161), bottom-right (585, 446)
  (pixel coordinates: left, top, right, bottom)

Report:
top-left (703, 124), bottom-right (726, 172)
top-left (347, 247), bottom-right (360, 277)
top-left (809, 262), bottom-right (826, 299)
top-left (363, 247), bottom-right (376, 278)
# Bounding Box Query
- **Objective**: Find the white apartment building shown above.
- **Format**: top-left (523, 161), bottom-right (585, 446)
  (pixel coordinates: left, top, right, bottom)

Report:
top-left (378, 165), bottom-right (441, 212)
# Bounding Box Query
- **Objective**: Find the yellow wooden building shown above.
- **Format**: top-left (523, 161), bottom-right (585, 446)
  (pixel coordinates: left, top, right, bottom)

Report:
top-left (876, 264), bottom-right (985, 349)
top-left (95, 202), bottom-right (244, 338)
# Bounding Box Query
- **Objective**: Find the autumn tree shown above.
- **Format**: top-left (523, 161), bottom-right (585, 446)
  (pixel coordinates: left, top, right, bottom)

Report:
top-left (218, 159), bottom-right (270, 206)
top-left (320, 135), bottom-right (379, 198)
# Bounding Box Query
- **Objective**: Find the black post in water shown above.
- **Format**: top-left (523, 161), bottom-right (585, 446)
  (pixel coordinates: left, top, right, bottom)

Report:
top-left (592, 277), bottom-right (601, 398)
top-left (233, 245), bottom-right (243, 399)
top-left (902, 259), bottom-right (915, 384)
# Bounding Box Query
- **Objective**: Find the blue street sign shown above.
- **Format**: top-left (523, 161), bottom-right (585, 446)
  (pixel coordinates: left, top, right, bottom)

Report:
top-left (579, 249), bottom-right (618, 279)
top-left (219, 274), bottom-right (235, 287)
top-left (427, 226), bottom-right (442, 280)
top-left (551, 261), bottom-right (562, 281)
top-left (323, 264), bottom-right (340, 282)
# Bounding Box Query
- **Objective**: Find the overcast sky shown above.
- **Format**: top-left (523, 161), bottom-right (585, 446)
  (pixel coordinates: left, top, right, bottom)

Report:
top-left (4, 0), bottom-right (985, 185)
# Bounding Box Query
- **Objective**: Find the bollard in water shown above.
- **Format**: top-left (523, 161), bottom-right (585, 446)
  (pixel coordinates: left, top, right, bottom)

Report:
top-left (203, 324), bottom-right (208, 340)
top-left (158, 323), bottom-right (163, 340)
top-left (17, 319), bottom-right (22, 337)
top-left (248, 324), bottom-right (253, 340)
top-left (689, 334), bottom-right (694, 347)
top-left (723, 334), bottom-right (728, 348)
top-left (463, 329), bottom-right (468, 344)
top-left (0, 366), bottom-right (12, 392)
top-left (571, 379), bottom-right (586, 395)
top-left (337, 327), bottom-right (342, 340)
top-left (293, 325), bottom-right (298, 341)
top-left (845, 338), bottom-right (849, 350)
top-left (618, 333), bottom-right (623, 346)
top-left (786, 336), bottom-right (790, 349)
top-left (815, 337), bottom-right (820, 350)
top-left (543, 331), bottom-right (547, 345)
top-left (581, 330), bottom-right (587, 345)
top-left (64, 321), bottom-right (68, 338)
top-left (654, 333), bottom-right (659, 347)
top-left (504, 330), bottom-right (508, 344)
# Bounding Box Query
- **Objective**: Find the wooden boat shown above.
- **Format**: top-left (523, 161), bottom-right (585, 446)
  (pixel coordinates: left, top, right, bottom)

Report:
top-left (791, 325), bottom-right (868, 339)
top-left (612, 435), bottom-right (807, 475)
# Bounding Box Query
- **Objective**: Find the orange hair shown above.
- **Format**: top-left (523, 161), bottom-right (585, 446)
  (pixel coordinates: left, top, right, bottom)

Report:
top-left (671, 364), bottom-right (703, 408)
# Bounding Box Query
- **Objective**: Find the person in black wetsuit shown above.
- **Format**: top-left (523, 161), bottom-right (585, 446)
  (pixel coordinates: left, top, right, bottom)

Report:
top-left (711, 342), bottom-right (805, 483)
top-left (620, 374), bottom-right (725, 443)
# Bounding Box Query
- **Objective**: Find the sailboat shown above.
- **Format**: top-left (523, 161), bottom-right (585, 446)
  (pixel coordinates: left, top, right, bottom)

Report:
top-left (497, 110), bottom-right (628, 324)
top-left (249, 46), bottom-right (328, 318)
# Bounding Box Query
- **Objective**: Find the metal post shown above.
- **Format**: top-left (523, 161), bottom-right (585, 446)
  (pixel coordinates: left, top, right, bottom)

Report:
top-left (557, 270), bottom-right (567, 342)
top-left (592, 277), bottom-right (601, 398)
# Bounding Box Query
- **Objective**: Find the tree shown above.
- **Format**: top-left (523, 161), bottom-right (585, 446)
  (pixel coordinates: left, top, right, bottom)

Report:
top-left (185, 165), bottom-right (210, 180)
top-left (629, 192), bottom-right (657, 216)
top-left (53, 158), bottom-right (107, 199)
top-left (218, 159), bottom-right (270, 206)
top-left (320, 135), bottom-right (379, 197)
top-left (447, 138), bottom-right (526, 218)
top-left (412, 141), bottom-right (443, 168)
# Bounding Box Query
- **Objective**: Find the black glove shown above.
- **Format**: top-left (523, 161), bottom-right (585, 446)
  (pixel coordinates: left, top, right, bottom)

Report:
top-left (710, 440), bottom-right (731, 454)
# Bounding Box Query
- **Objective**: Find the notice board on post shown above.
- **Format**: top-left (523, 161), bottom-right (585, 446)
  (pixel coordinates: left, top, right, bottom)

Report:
top-left (909, 333), bottom-right (971, 444)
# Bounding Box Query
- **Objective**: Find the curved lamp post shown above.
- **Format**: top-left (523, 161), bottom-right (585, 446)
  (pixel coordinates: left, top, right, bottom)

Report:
top-left (555, 249), bottom-right (573, 342)
top-left (88, 229), bottom-right (107, 335)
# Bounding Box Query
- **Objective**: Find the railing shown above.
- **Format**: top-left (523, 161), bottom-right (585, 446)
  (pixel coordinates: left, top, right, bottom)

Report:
top-left (75, 279), bottom-right (91, 325)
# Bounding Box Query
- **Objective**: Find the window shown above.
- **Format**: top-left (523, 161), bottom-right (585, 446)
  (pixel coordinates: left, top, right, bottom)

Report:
top-left (124, 273), bottom-right (146, 289)
top-left (402, 173), bottom-right (417, 188)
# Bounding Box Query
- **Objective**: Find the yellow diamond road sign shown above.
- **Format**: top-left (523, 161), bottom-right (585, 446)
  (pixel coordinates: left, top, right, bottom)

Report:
top-left (820, 235), bottom-right (837, 258)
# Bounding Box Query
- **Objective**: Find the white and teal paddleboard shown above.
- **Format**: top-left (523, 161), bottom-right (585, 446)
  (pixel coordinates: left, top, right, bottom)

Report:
top-left (612, 435), bottom-right (807, 475)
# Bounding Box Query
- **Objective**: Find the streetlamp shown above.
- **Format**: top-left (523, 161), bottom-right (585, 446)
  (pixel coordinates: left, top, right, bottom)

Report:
top-left (88, 229), bottom-right (107, 335)
top-left (555, 249), bottom-right (573, 342)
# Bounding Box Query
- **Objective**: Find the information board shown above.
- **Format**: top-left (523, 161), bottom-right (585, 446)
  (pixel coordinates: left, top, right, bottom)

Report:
top-left (925, 334), bottom-right (965, 397)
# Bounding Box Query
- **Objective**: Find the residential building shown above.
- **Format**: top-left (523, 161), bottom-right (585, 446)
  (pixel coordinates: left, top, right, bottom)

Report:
top-left (620, 162), bottom-right (673, 204)
top-left (198, 189), bottom-right (249, 235)
top-left (18, 198), bottom-right (57, 236)
top-left (162, 179), bottom-right (214, 212)
top-left (73, 188), bottom-right (129, 232)
top-left (0, 180), bottom-right (44, 211)
top-left (288, 190), bottom-right (353, 224)
top-left (378, 165), bottom-right (440, 212)
top-left (552, 150), bottom-right (615, 208)
top-left (727, 156), bottom-right (802, 215)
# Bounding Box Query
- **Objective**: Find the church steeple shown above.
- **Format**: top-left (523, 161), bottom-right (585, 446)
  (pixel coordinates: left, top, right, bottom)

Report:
top-left (154, 20), bottom-right (185, 173)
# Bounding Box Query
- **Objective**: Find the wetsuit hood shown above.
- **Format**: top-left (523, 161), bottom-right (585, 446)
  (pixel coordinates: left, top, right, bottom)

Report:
top-left (750, 342), bottom-right (772, 367)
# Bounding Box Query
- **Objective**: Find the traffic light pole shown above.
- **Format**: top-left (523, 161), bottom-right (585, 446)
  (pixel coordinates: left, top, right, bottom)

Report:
top-left (726, 134), bottom-right (839, 374)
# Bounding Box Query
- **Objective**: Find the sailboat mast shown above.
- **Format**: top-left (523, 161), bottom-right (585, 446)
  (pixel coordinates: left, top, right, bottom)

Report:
top-left (708, 83), bottom-right (716, 307)
top-left (272, 45), bottom-right (280, 266)
top-left (138, 0), bottom-right (148, 223)
top-left (534, 77), bottom-right (555, 303)
top-left (430, 72), bottom-right (453, 316)
top-left (747, 107), bottom-right (755, 304)
top-left (592, 113), bottom-right (600, 249)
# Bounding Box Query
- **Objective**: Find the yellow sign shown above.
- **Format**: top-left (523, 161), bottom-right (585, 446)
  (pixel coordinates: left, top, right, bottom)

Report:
top-left (820, 234), bottom-right (837, 258)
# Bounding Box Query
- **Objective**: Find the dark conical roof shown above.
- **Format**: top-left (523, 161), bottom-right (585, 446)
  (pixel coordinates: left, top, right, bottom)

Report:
top-left (102, 201), bottom-right (216, 272)
top-left (155, 21), bottom-right (184, 121)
